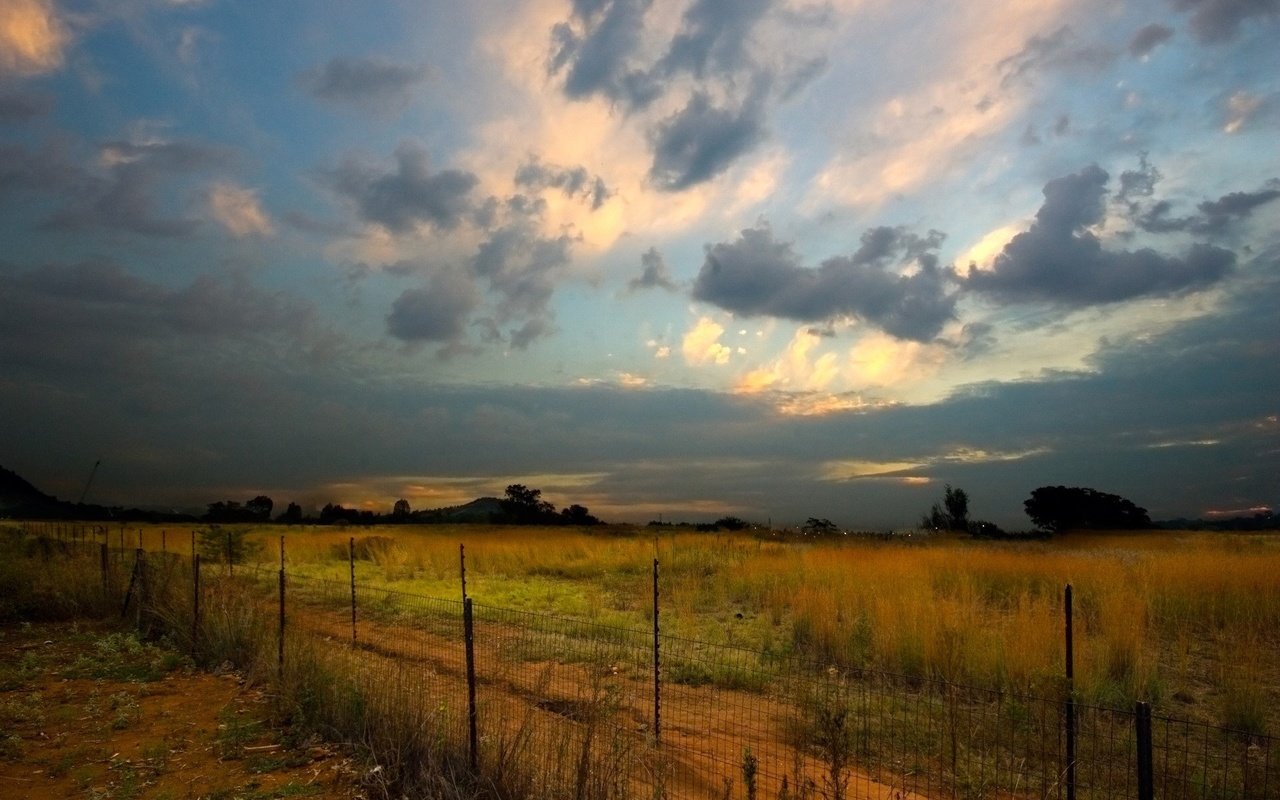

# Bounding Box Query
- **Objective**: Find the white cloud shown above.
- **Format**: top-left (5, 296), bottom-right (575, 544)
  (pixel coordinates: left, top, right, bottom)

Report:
top-left (208, 183), bottom-right (275, 238)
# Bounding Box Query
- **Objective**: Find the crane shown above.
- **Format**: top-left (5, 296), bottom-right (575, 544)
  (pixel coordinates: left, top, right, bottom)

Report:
top-left (79, 459), bottom-right (101, 505)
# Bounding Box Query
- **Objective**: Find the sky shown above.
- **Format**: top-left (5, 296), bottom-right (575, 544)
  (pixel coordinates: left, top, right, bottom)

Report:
top-left (1, 0), bottom-right (1277, 529)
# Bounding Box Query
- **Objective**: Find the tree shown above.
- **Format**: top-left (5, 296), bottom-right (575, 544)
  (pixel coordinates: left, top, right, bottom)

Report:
top-left (501, 484), bottom-right (556, 524)
top-left (921, 484), bottom-right (969, 531)
top-left (393, 498), bottom-right (411, 519)
top-left (560, 504), bottom-right (601, 525)
top-left (278, 502), bottom-right (303, 524)
top-left (245, 495), bottom-right (273, 520)
top-left (1024, 486), bottom-right (1151, 533)
top-left (802, 517), bottom-right (839, 536)
top-left (943, 485), bottom-right (969, 531)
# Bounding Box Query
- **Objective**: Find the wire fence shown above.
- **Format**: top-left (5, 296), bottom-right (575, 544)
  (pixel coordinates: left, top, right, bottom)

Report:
top-left (18, 523), bottom-right (1279, 800)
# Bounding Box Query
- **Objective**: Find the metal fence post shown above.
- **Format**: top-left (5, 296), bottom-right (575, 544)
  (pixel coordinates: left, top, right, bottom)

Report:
top-left (192, 553), bottom-right (201, 657)
top-left (278, 536), bottom-right (286, 680)
top-left (464, 597), bottom-right (478, 772)
top-left (1136, 701), bottom-right (1153, 800)
top-left (349, 536), bottom-right (357, 646)
top-left (653, 557), bottom-right (661, 745)
top-left (1065, 583), bottom-right (1076, 800)
top-left (460, 543), bottom-right (468, 602)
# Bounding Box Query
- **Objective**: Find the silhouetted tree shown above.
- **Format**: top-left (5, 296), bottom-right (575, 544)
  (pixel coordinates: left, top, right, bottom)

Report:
top-left (1024, 486), bottom-right (1151, 533)
top-left (501, 484), bottom-right (557, 524)
top-left (921, 484), bottom-right (969, 531)
top-left (802, 517), bottom-right (838, 536)
top-left (245, 495), bottom-right (273, 520)
top-left (278, 502), bottom-right (303, 524)
top-left (714, 516), bottom-right (748, 531)
top-left (393, 498), bottom-right (411, 519)
top-left (560, 504), bottom-right (601, 525)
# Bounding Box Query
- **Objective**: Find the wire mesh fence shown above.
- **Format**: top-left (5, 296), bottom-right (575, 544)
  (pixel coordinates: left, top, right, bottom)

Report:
top-left (17, 525), bottom-right (1279, 800)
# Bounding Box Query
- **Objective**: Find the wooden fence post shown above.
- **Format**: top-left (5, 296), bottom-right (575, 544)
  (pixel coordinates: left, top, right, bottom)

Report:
top-left (653, 557), bottom-right (661, 745)
top-left (1065, 584), bottom-right (1076, 800)
top-left (1136, 701), bottom-right (1153, 800)
top-left (464, 597), bottom-right (479, 772)
top-left (349, 537), bottom-right (357, 646)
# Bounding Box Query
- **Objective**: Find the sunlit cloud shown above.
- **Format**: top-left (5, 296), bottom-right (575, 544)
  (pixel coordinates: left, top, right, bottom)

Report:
top-left (820, 459), bottom-right (926, 480)
top-left (0, 0), bottom-right (67, 76)
top-left (682, 316), bottom-right (734, 365)
top-left (208, 183), bottom-right (275, 238)
top-left (1222, 91), bottom-right (1262, 134)
top-left (810, 0), bottom-right (1074, 208)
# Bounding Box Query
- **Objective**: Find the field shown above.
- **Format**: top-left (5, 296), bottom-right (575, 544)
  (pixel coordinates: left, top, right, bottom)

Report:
top-left (81, 523), bottom-right (1280, 731)
top-left (9, 522), bottom-right (1280, 800)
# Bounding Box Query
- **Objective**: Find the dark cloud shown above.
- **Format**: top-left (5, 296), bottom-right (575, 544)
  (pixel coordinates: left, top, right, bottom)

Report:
top-left (549, 0), bottom-right (659, 107)
top-left (1168, 0), bottom-right (1280, 43)
top-left (963, 165), bottom-right (1236, 305)
top-left (656, 0), bottom-right (772, 79)
top-left (0, 89), bottom-right (53, 122)
top-left (324, 141), bottom-right (478, 233)
top-left (513, 158), bottom-right (609, 209)
top-left (44, 139), bottom-right (231, 237)
top-left (473, 220), bottom-right (574, 324)
top-left (998, 26), bottom-right (1117, 88)
top-left (693, 225), bottom-right (957, 341)
top-left (299, 57), bottom-right (430, 115)
top-left (1132, 176), bottom-right (1280, 235)
top-left (0, 260), bottom-right (331, 380)
top-left (0, 142), bottom-right (84, 196)
top-left (627, 247), bottom-right (678, 292)
top-left (4, 258), bottom-right (1279, 526)
top-left (1128, 23), bottom-right (1175, 56)
top-left (386, 270), bottom-right (480, 345)
top-left (649, 91), bottom-right (766, 191)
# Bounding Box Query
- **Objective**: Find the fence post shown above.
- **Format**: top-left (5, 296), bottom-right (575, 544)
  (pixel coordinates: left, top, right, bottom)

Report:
top-left (1064, 583), bottom-right (1076, 800)
top-left (278, 536), bottom-right (286, 680)
top-left (653, 557), bottom-right (661, 745)
top-left (135, 547), bottom-right (146, 633)
top-left (349, 537), bottom-right (357, 647)
top-left (226, 529), bottom-right (233, 576)
top-left (192, 554), bottom-right (201, 657)
top-left (100, 542), bottom-right (109, 595)
top-left (460, 543), bottom-right (468, 602)
top-left (464, 597), bottom-right (479, 772)
top-left (1136, 701), bottom-right (1153, 800)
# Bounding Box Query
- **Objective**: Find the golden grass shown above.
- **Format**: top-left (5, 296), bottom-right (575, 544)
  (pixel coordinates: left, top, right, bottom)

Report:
top-left (32, 521), bottom-right (1280, 730)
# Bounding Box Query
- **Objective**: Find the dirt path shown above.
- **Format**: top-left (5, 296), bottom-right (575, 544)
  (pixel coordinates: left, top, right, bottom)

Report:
top-left (278, 581), bottom-right (929, 800)
top-left (0, 620), bottom-right (363, 800)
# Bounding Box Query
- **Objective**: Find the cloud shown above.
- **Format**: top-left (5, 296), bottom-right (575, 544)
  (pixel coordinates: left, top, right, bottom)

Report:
top-left (324, 141), bottom-right (478, 233)
top-left (0, 0), bottom-right (67, 76)
top-left (1128, 23), bottom-right (1175, 57)
top-left (0, 259), bottom-right (333, 380)
top-left (1168, 0), bottom-right (1280, 43)
top-left (549, 0), bottom-right (658, 108)
top-left (386, 270), bottom-right (480, 346)
top-left (1136, 184), bottom-right (1280, 235)
top-left (627, 247), bottom-right (678, 291)
top-left (997, 26), bottom-right (1117, 87)
top-left (648, 90), bottom-right (767, 191)
top-left (692, 224), bottom-right (957, 342)
top-left (207, 182), bottom-right (274, 237)
top-left (513, 157), bottom-right (609, 209)
top-left (962, 165), bottom-right (1237, 305)
top-left (45, 138), bottom-right (231, 237)
top-left (299, 56), bottom-right (430, 115)
top-left (682, 316), bottom-right (733, 365)
top-left (656, 0), bottom-right (772, 80)
top-left (1221, 90), bottom-right (1266, 133)
top-left (0, 88), bottom-right (52, 121)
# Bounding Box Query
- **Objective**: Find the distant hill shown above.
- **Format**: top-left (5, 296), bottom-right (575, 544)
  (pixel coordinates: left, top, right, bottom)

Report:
top-left (415, 497), bottom-right (505, 524)
top-left (0, 465), bottom-right (61, 514)
top-left (0, 464), bottom-right (193, 522)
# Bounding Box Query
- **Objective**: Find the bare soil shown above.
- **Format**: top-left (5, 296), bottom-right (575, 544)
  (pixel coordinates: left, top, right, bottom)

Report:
top-left (0, 620), bottom-right (363, 800)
